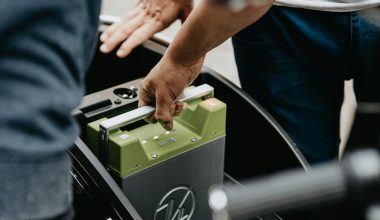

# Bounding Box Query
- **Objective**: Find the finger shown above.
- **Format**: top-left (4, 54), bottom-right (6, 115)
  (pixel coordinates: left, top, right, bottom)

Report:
top-left (140, 98), bottom-right (157, 124)
top-left (145, 113), bottom-right (157, 124)
top-left (174, 101), bottom-right (184, 116)
top-left (116, 13), bottom-right (163, 58)
top-left (100, 22), bottom-right (122, 44)
top-left (155, 90), bottom-right (175, 130)
top-left (169, 102), bottom-right (176, 116)
top-left (100, 0), bottom-right (144, 44)
top-left (100, 9), bottom-right (146, 54)
top-left (100, 8), bottom-right (139, 43)
top-left (138, 85), bottom-right (157, 124)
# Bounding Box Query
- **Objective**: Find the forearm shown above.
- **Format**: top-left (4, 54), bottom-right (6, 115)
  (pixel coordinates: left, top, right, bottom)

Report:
top-left (166, 0), bottom-right (274, 65)
top-left (138, 0), bottom-right (274, 130)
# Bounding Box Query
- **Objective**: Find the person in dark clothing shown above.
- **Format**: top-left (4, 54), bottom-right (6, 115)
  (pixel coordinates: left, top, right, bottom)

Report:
top-left (0, 1), bottom-right (101, 219)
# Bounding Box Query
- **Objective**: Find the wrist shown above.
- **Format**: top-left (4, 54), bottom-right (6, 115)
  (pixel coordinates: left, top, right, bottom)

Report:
top-left (165, 41), bottom-right (205, 66)
top-left (162, 51), bottom-right (204, 85)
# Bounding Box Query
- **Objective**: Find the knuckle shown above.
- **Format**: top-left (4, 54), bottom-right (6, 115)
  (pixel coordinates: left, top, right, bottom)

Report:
top-left (120, 26), bottom-right (132, 36)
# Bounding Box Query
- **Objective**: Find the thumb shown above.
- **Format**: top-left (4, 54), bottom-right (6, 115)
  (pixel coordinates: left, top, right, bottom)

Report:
top-left (155, 89), bottom-right (176, 130)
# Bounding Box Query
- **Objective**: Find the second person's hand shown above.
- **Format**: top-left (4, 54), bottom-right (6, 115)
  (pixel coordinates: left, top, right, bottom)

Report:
top-left (99, 0), bottom-right (192, 58)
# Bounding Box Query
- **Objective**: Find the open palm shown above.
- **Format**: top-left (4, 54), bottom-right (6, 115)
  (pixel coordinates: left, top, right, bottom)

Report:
top-left (99, 0), bottom-right (192, 58)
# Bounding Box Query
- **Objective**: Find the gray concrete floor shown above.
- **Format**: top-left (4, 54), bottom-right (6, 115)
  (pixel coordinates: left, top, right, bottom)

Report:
top-left (101, 0), bottom-right (240, 86)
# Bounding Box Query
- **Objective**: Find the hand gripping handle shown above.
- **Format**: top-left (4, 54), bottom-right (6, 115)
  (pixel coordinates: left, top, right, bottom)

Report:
top-left (98, 84), bottom-right (214, 167)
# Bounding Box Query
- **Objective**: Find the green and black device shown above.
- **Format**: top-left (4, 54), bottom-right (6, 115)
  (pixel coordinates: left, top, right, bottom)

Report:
top-left (86, 84), bottom-right (226, 220)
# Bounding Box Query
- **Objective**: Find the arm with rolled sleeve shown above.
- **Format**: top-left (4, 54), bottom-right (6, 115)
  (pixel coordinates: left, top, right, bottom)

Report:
top-left (0, 1), bottom-right (100, 219)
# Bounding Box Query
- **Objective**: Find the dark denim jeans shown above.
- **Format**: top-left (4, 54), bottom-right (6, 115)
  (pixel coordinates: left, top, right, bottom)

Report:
top-left (233, 6), bottom-right (380, 164)
top-left (0, 1), bottom-right (100, 219)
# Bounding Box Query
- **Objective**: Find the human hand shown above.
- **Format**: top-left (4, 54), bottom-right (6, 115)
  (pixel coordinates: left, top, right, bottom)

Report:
top-left (99, 0), bottom-right (192, 58)
top-left (138, 55), bottom-right (204, 130)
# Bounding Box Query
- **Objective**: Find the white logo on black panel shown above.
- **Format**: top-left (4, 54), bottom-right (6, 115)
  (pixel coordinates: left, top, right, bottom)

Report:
top-left (154, 186), bottom-right (196, 220)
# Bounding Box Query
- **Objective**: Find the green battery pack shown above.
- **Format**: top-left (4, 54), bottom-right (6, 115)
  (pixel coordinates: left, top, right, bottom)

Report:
top-left (86, 84), bottom-right (226, 219)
